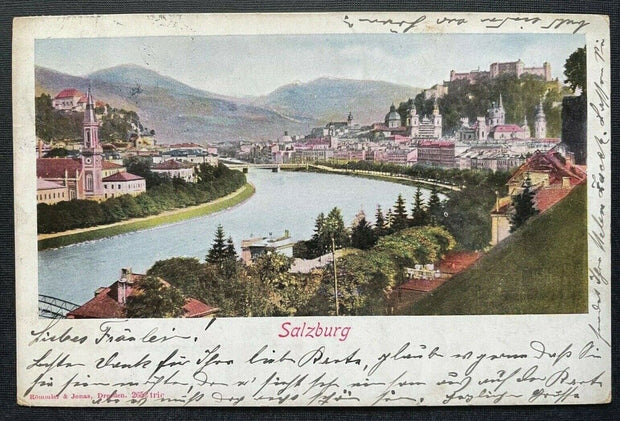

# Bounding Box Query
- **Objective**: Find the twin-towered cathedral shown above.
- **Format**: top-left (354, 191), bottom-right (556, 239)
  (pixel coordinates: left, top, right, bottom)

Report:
top-left (383, 99), bottom-right (443, 139)
top-left (382, 94), bottom-right (546, 142)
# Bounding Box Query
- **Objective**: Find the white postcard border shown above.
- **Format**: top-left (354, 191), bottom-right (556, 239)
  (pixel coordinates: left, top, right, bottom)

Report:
top-left (14, 12), bottom-right (611, 407)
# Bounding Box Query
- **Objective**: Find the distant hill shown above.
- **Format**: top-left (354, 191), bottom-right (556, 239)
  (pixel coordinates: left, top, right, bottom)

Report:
top-left (36, 65), bottom-right (316, 143)
top-left (35, 65), bottom-right (421, 143)
top-left (255, 77), bottom-right (422, 125)
top-left (404, 183), bottom-right (587, 315)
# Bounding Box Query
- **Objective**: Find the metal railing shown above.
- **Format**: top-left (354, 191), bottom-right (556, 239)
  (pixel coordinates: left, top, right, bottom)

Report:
top-left (38, 294), bottom-right (80, 319)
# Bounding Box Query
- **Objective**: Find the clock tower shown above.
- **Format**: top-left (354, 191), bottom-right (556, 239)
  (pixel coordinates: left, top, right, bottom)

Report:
top-left (81, 87), bottom-right (104, 199)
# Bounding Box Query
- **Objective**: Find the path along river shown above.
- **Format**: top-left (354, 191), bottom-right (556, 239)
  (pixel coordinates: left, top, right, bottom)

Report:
top-left (38, 170), bottom-right (435, 305)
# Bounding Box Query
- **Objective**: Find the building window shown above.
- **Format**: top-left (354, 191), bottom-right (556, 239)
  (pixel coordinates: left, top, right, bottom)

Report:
top-left (86, 174), bottom-right (93, 191)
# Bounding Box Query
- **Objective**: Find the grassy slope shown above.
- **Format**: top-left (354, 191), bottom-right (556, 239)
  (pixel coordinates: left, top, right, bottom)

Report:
top-left (405, 183), bottom-right (587, 315)
top-left (38, 184), bottom-right (255, 250)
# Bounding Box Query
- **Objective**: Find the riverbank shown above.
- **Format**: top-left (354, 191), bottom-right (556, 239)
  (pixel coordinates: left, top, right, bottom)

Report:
top-left (298, 164), bottom-right (461, 192)
top-left (38, 183), bottom-right (256, 250)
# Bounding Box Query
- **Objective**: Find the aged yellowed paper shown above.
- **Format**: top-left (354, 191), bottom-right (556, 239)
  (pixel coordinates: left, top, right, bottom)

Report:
top-left (14, 12), bottom-right (610, 406)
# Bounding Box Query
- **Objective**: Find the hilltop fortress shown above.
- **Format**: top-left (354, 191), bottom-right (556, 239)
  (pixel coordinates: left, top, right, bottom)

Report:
top-left (450, 59), bottom-right (552, 84)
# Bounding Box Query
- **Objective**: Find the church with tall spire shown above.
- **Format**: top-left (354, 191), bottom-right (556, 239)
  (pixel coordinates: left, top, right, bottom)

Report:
top-left (37, 87), bottom-right (146, 203)
top-left (81, 87), bottom-right (105, 199)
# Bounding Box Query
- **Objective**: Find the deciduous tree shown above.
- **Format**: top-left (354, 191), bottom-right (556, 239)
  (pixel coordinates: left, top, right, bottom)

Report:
top-left (126, 276), bottom-right (186, 318)
top-left (564, 46), bottom-right (586, 94)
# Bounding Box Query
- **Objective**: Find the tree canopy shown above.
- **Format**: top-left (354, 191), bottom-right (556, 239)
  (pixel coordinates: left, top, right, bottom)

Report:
top-left (564, 46), bottom-right (586, 94)
top-left (510, 175), bottom-right (539, 232)
top-left (126, 276), bottom-right (186, 318)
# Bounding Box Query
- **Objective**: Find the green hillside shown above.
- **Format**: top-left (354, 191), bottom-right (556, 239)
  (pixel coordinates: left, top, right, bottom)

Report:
top-left (256, 77), bottom-right (422, 125)
top-left (405, 183), bottom-right (587, 315)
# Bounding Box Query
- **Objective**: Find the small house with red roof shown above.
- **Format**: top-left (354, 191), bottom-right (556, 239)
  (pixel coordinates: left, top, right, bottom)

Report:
top-left (101, 160), bottom-right (126, 178)
top-left (489, 124), bottom-right (529, 140)
top-left (151, 159), bottom-right (196, 183)
top-left (52, 88), bottom-right (86, 111)
top-left (37, 178), bottom-right (69, 205)
top-left (66, 267), bottom-right (218, 319)
top-left (102, 171), bottom-right (146, 199)
top-left (491, 145), bottom-right (586, 245)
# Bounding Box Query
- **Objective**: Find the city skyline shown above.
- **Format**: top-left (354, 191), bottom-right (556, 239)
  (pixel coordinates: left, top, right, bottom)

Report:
top-left (35, 33), bottom-right (584, 97)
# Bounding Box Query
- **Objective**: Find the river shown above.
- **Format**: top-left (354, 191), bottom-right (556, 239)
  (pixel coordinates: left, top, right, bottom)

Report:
top-left (38, 170), bottom-right (435, 305)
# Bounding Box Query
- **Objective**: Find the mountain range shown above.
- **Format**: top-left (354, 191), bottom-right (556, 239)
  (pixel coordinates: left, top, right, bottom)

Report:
top-left (35, 64), bottom-right (421, 143)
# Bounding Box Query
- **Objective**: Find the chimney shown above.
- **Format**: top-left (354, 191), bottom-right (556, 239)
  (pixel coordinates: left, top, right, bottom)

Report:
top-left (118, 267), bottom-right (132, 304)
top-left (562, 177), bottom-right (571, 189)
top-left (284, 229), bottom-right (289, 238)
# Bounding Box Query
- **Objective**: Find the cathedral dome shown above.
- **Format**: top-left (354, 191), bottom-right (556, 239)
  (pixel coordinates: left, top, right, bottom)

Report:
top-left (385, 104), bottom-right (401, 127)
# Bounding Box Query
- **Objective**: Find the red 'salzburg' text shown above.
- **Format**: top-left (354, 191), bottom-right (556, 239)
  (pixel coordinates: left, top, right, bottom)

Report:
top-left (278, 321), bottom-right (351, 342)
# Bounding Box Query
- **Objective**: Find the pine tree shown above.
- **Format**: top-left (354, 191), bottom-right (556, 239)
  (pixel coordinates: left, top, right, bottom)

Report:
top-left (221, 236), bottom-right (238, 279)
top-left (310, 212), bottom-right (327, 255)
top-left (225, 236), bottom-right (237, 260)
top-left (391, 194), bottom-right (409, 232)
top-left (325, 207), bottom-right (349, 249)
top-left (510, 175), bottom-right (539, 232)
top-left (206, 224), bottom-right (227, 266)
top-left (411, 187), bottom-right (428, 227)
top-left (351, 215), bottom-right (377, 250)
top-left (374, 204), bottom-right (388, 237)
top-left (385, 209), bottom-right (394, 234)
top-left (427, 185), bottom-right (442, 226)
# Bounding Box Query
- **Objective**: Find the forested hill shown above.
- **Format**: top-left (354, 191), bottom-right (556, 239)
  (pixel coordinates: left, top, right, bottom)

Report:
top-left (35, 93), bottom-right (145, 144)
top-left (404, 74), bottom-right (570, 137)
top-left (406, 183), bottom-right (587, 315)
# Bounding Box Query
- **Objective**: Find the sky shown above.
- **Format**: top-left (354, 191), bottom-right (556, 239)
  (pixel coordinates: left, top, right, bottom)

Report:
top-left (35, 33), bottom-right (585, 97)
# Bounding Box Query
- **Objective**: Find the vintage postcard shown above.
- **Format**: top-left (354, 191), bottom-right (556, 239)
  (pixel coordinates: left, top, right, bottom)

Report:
top-left (14, 12), bottom-right (610, 406)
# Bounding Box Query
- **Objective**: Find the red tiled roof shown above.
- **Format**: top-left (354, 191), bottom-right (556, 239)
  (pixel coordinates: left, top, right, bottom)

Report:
top-left (77, 95), bottom-right (88, 104)
top-left (510, 150), bottom-right (587, 187)
top-left (37, 158), bottom-right (81, 179)
top-left (534, 187), bottom-right (575, 213)
top-left (168, 142), bottom-right (204, 148)
top-left (37, 178), bottom-right (65, 190)
top-left (438, 251), bottom-right (483, 275)
top-left (54, 88), bottom-right (84, 99)
top-left (418, 140), bottom-right (455, 147)
top-left (68, 273), bottom-right (217, 319)
top-left (183, 298), bottom-right (218, 318)
top-left (102, 172), bottom-right (144, 182)
top-left (152, 159), bottom-right (194, 170)
top-left (492, 124), bottom-right (523, 132)
top-left (66, 283), bottom-right (126, 319)
top-left (399, 278), bottom-right (446, 293)
top-left (102, 161), bottom-right (123, 169)
top-left (67, 273), bottom-right (144, 319)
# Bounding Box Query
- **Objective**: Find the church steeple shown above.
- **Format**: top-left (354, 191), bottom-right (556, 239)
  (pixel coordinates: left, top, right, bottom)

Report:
top-left (81, 85), bottom-right (103, 198)
top-left (84, 85), bottom-right (96, 125)
top-left (534, 99), bottom-right (547, 139)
